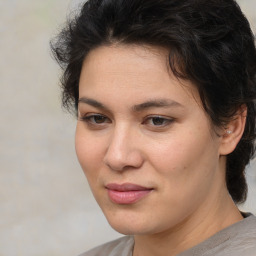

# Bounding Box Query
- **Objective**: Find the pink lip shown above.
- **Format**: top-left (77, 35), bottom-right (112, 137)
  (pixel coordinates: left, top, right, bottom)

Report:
top-left (106, 183), bottom-right (153, 205)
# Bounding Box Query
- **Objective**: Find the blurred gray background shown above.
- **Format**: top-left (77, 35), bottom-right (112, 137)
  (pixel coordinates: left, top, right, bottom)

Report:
top-left (0, 0), bottom-right (255, 255)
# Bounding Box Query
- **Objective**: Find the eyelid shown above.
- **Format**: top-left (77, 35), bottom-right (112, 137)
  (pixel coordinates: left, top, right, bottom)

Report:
top-left (78, 112), bottom-right (174, 129)
top-left (142, 115), bottom-right (174, 126)
top-left (79, 113), bottom-right (111, 124)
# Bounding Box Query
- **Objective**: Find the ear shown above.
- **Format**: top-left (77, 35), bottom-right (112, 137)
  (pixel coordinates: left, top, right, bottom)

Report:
top-left (219, 105), bottom-right (247, 156)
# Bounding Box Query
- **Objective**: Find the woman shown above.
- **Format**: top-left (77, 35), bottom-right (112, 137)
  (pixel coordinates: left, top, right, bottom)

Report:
top-left (51, 0), bottom-right (256, 255)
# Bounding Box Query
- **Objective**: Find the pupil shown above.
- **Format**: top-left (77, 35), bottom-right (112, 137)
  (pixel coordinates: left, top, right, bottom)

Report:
top-left (94, 115), bottom-right (105, 123)
top-left (153, 117), bottom-right (164, 125)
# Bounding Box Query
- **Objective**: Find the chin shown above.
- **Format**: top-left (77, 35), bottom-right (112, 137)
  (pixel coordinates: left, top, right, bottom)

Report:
top-left (109, 222), bottom-right (150, 236)
top-left (103, 210), bottom-right (162, 236)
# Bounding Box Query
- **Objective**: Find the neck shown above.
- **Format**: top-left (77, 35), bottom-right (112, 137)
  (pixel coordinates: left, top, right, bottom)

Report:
top-left (133, 189), bottom-right (242, 256)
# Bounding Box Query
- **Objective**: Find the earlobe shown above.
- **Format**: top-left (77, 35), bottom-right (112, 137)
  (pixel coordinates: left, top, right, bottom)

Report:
top-left (219, 105), bottom-right (247, 156)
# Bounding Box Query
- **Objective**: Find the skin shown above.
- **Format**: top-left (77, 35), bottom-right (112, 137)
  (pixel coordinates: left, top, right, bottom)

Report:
top-left (76, 44), bottom-right (245, 256)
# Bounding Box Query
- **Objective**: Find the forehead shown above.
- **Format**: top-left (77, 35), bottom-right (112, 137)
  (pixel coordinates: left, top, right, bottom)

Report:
top-left (82, 44), bottom-right (170, 82)
top-left (79, 44), bottom-right (201, 108)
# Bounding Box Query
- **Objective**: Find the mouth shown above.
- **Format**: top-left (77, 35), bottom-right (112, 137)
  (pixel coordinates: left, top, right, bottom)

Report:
top-left (105, 183), bottom-right (153, 205)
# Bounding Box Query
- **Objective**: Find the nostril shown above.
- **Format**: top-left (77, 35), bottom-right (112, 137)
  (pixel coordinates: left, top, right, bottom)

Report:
top-left (103, 149), bottom-right (144, 172)
top-left (103, 129), bottom-right (144, 171)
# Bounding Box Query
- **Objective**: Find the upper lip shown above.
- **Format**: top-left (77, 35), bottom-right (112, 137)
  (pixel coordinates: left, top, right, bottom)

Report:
top-left (105, 183), bottom-right (153, 191)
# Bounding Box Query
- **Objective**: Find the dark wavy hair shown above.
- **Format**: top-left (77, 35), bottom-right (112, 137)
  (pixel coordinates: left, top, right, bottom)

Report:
top-left (51, 0), bottom-right (256, 204)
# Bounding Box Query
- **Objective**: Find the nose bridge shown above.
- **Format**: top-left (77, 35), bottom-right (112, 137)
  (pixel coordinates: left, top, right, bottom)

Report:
top-left (104, 122), bottom-right (143, 171)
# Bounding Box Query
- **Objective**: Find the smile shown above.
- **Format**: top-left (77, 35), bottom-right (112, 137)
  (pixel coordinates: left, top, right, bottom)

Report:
top-left (105, 183), bottom-right (153, 205)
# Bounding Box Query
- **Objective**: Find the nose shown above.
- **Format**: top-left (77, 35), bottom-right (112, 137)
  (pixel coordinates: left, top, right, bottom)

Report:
top-left (103, 126), bottom-right (144, 171)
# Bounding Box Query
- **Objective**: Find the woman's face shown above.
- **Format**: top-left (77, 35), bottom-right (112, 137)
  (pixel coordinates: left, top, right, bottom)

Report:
top-left (76, 44), bottom-right (226, 235)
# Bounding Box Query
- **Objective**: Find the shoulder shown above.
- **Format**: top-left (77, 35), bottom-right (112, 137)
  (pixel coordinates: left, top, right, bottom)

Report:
top-left (78, 236), bottom-right (134, 256)
top-left (212, 213), bottom-right (256, 256)
top-left (179, 213), bottom-right (256, 256)
top-left (229, 214), bottom-right (256, 256)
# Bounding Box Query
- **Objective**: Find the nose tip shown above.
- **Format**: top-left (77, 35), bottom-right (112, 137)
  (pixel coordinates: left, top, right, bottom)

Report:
top-left (103, 133), bottom-right (144, 171)
top-left (104, 150), bottom-right (143, 171)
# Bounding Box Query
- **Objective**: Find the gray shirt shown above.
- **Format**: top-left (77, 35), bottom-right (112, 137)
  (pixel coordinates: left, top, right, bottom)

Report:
top-left (79, 213), bottom-right (256, 256)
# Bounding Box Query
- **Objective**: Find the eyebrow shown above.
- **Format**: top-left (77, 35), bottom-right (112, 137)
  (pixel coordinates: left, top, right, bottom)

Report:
top-left (78, 97), bottom-right (184, 112)
top-left (132, 99), bottom-right (184, 112)
top-left (78, 97), bottom-right (110, 111)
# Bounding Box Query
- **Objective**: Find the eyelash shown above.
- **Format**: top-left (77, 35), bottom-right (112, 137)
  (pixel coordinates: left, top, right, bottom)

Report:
top-left (79, 114), bottom-right (110, 125)
top-left (143, 116), bottom-right (174, 127)
top-left (79, 114), bottom-right (174, 128)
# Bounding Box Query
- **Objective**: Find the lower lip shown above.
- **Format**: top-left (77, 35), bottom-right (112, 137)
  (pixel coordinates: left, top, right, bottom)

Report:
top-left (107, 189), bottom-right (152, 204)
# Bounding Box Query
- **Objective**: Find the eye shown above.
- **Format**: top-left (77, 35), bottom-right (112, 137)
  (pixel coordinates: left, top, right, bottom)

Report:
top-left (79, 114), bottom-right (111, 125)
top-left (143, 116), bottom-right (174, 127)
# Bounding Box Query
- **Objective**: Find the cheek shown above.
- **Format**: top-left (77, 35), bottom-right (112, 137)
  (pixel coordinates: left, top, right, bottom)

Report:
top-left (148, 135), bottom-right (193, 175)
top-left (75, 127), bottom-right (104, 180)
top-left (149, 130), bottom-right (218, 191)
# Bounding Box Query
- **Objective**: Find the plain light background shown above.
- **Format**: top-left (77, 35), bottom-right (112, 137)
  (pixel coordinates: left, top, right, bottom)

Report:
top-left (0, 0), bottom-right (255, 255)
